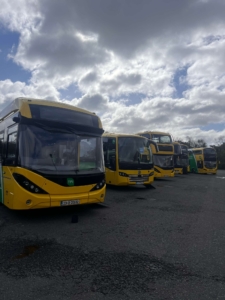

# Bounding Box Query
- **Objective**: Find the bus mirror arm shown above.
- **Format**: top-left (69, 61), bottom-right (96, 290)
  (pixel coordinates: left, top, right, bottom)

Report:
top-left (13, 117), bottom-right (20, 123)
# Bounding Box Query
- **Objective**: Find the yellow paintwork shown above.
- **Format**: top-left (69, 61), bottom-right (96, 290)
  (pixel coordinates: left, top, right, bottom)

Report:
top-left (3, 167), bottom-right (105, 210)
top-left (174, 167), bottom-right (183, 175)
top-left (103, 133), bottom-right (154, 187)
top-left (197, 169), bottom-right (217, 174)
top-left (105, 168), bottom-right (154, 186)
top-left (154, 166), bottom-right (175, 178)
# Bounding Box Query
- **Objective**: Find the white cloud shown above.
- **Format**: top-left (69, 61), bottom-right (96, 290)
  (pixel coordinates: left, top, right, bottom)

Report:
top-left (0, 0), bottom-right (225, 145)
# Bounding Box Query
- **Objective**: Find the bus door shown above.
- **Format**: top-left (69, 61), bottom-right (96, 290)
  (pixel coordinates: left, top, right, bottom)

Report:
top-left (0, 132), bottom-right (4, 204)
top-left (103, 137), bottom-right (117, 185)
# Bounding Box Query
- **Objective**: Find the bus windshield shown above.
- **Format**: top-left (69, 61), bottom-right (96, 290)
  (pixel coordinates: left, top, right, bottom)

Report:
top-left (118, 136), bottom-right (152, 168)
top-left (152, 134), bottom-right (172, 144)
top-left (181, 145), bottom-right (188, 155)
top-left (18, 124), bottom-right (104, 174)
top-left (154, 154), bottom-right (173, 168)
top-left (203, 148), bottom-right (217, 162)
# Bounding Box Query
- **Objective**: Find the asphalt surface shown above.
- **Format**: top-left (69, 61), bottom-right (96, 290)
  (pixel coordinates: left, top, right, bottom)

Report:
top-left (0, 170), bottom-right (225, 300)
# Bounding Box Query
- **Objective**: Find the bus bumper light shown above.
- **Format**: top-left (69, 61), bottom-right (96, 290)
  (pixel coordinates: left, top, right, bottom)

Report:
top-left (26, 200), bottom-right (32, 205)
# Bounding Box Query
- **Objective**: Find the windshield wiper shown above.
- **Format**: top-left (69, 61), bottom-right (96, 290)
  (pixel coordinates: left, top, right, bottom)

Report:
top-left (49, 154), bottom-right (58, 174)
top-left (74, 169), bottom-right (79, 174)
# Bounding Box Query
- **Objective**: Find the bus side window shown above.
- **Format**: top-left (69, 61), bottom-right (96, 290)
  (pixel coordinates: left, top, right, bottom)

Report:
top-left (103, 137), bottom-right (116, 171)
top-left (6, 131), bottom-right (17, 165)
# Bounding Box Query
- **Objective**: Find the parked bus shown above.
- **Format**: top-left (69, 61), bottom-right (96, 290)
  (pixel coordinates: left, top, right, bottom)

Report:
top-left (173, 142), bottom-right (189, 174)
top-left (190, 147), bottom-right (217, 174)
top-left (136, 131), bottom-right (174, 178)
top-left (0, 97), bottom-right (105, 209)
top-left (103, 133), bottom-right (156, 187)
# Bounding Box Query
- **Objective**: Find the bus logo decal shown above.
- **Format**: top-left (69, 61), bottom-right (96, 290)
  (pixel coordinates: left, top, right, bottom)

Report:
top-left (67, 178), bottom-right (74, 186)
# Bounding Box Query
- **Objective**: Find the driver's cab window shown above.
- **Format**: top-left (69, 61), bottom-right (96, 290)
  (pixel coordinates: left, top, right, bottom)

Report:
top-left (103, 137), bottom-right (116, 171)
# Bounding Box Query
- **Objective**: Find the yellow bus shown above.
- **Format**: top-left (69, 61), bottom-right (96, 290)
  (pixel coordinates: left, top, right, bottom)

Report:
top-left (191, 147), bottom-right (217, 174)
top-left (136, 131), bottom-right (174, 178)
top-left (0, 97), bottom-right (106, 209)
top-left (173, 142), bottom-right (189, 174)
top-left (103, 133), bottom-right (155, 187)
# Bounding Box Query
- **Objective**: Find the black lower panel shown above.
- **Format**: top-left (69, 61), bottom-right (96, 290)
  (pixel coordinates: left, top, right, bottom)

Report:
top-left (43, 173), bottom-right (105, 187)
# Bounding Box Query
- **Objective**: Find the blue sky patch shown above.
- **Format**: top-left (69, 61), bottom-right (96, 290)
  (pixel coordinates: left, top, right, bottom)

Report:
top-left (201, 123), bottom-right (225, 132)
top-left (0, 29), bottom-right (31, 82)
top-left (116, 92), bottom-right (146, 105)
top-left (173, 66), bottom-right (190, 98)
top-left (59, 84), bottom-right (83, 100)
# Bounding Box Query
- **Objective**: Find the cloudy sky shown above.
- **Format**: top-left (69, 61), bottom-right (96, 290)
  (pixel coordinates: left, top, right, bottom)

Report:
top-left (0, 0), bottom-right (225, 145)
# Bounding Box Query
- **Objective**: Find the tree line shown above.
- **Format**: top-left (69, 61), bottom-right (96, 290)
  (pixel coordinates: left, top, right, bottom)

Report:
top-left (175, 136), bottom-right (225, 170)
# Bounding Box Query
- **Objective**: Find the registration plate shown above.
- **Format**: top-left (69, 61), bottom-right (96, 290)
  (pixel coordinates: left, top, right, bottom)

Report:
top-left (61, 200), bottom-right (80, 206)
top-left (136, 181), bottom-right (144, 185)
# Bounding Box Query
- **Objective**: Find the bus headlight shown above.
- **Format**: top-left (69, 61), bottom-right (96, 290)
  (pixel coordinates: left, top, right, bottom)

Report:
top-left (119, 172), bottom-right (129, 177)
top-left (13, 173), bottom-right (48, 194)
top-left (90, 179), bottom-right (105, 191)
top-left (149, 172), bottom-right (154, 176)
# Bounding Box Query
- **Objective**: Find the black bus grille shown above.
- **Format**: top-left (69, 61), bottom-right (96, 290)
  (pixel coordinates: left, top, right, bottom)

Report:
top-left (43, 173), bottom-right (105, 187)
top-left (158, 145), bottom-right (173, 152)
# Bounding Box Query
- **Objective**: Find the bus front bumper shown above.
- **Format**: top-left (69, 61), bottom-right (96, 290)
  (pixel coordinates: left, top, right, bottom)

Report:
top-left (154, 167), bottom-right (175, 178)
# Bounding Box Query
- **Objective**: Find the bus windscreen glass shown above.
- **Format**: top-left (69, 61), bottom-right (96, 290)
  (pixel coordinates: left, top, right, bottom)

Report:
top-left (152, 134), bottom-right (172, 144)
top-left (118, 137), bottom-right (153, 169)
top-left (19, 124), bottom-right (104, 174)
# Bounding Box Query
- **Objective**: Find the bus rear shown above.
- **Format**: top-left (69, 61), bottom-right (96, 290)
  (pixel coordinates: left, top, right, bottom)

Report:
top-left (103, 134), bottom-right (154, 187)
top-left (0, 98), bottom-right (106, 210)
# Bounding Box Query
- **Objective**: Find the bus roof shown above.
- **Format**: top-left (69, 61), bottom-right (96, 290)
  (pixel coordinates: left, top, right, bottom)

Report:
top-left (103, 133), bottom-right (147, 138)
top-left (136, 131), bottom-right (172, 136)
top-left (0, 97), bottom-right (97, 121)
